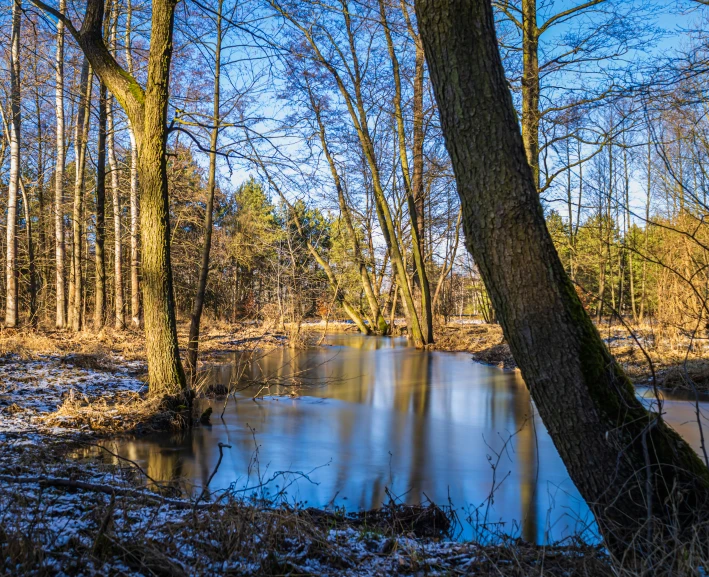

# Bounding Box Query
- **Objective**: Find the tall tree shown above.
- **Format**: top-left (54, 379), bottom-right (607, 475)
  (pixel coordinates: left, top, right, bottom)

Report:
top-left (416, 0), bottom-right (709, 563)
top-left (125, 0), bottom-right (140, 328)
top-left (107, 3), bottom-right (123, 330)
top-left (54, 0), bottom-right (67, 328)
top-left (5, 0), bottom-right (21, 328)
top-left (94, 82), bottom-right (107, 329)
top-left (32, 0), bottom-right (187, 394)
top-left (68, 58), bottom-right (92, 332)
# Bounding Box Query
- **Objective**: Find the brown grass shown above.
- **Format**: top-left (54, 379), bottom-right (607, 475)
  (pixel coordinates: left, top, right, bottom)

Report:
top-left (37, 392), bottom-right (188, 435)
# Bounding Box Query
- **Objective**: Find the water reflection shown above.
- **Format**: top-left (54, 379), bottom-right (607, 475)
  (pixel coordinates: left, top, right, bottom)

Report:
top-left (103, 334), bottom-right (709, 544)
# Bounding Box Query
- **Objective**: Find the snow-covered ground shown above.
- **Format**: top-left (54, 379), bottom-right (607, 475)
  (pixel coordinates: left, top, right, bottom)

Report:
top-left (0, 354), bottom-right (145, 436)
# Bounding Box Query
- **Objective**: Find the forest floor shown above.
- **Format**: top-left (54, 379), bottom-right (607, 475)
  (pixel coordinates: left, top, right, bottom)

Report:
top-left (434, 319), bottom-right (709, 392)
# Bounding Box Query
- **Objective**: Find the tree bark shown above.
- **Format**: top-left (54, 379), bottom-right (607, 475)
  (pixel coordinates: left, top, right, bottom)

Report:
top-left (417, 0), bottom-right (709, 560)
top-left (5, 0), bottom-right (21, 328)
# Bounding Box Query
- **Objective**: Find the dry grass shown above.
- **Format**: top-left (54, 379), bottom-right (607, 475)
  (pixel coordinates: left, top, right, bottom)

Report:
top-left (433, 319), bottom-right (709, 390)
top-left (37, 392), bottom-right (188, 435)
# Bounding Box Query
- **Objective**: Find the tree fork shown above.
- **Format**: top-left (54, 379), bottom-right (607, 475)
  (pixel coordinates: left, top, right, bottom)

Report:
top-left (32, 0), bottom-right (186, 395)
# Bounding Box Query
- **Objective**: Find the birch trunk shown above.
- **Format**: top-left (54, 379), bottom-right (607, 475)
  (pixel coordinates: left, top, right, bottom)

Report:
top-left (5, 0), bottom-right (21, 328)
top-left (54, 0), bottom-right (67, 328)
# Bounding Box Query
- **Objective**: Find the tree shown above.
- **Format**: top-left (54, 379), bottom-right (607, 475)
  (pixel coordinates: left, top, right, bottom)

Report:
top-left (125, 0), bottom-right (141, 329)
top-left (32, 0), bottom-right (187, 395)
top-left (54, 0), bottom-right (67, 329)
top-left (416, 0), bottom-right (709, 564)
top-left (5, 0), bottom-right (21, 327)
top-left (94, 81), bottom-right (107, 329)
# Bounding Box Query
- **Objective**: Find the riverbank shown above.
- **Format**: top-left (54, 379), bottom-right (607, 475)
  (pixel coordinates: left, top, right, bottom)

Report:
top-left (0, 323), bottom-right (705, 575)
top-left (0, 437), bottom-right (614, 577)
top-left (433, 320), bottom-right (709, 392)
top-left (0, 336), bottom-right (613, 575)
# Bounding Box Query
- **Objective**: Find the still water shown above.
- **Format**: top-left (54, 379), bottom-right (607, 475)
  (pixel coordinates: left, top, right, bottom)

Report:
top-left (105, 334), bottom-right (709, 544)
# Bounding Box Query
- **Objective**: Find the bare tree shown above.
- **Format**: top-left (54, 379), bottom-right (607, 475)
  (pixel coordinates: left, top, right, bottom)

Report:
top-left (32, 0), bottom-right (187, 394)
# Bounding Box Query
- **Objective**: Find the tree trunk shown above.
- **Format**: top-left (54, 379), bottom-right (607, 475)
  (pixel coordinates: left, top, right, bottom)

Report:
top-left (94, 83), bottom-right (107, 329)
top-left (135, 0), bottom-right (186, 393)
top-left (54, 0), bottom-right (67, 328)
top-left (32, 0), bottom-right (187, 395)
top-left (5, 0), bottom-right (21, 328)
top-left (19, 179), bottom-right (37, 325)
top-left (379, 0), bottom-right (433, 343)
top-left (126, 0), bottom-right (141, 328)
top-left (69, 59), bottom-right (92, 332)
top-left (108, 95), bottom-right (123, 329)
top-left (417, 0), bottom-right (709, 561)
top-left (107, 7), bottom-right (124, 330)
top-left (521, 0), bottom-right (540, 189)
top-left (187, 0), bottom-right (222, 379)
top-left (304, 78), bottom-right (388, 334)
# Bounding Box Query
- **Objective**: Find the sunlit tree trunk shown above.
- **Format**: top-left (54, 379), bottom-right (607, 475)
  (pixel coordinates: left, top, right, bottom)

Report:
top-left (418, 0), bottom-right (709, 561)
top-left (32, 0), bottom-right (187, 394)
top-left (126, 0), bottom-right (141, 328)
top-left (104, 6), bottom-right (123, 330)
top-left (54, 0), bottom-right (67, 328)
top-left (108, 97), bottom-right (123, 329)
top-left (5, 0), bottom-right (21, 328)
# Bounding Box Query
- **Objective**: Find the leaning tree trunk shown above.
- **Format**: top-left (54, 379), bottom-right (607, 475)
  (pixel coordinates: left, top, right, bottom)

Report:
top-left (416, 0), bottom-right (709, 564)
top-left (5, 0), bottom-right (21, 328)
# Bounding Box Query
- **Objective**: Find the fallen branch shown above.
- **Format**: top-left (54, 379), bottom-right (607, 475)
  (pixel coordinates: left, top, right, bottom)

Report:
top-left (0, 474), bottom-right (214, 509)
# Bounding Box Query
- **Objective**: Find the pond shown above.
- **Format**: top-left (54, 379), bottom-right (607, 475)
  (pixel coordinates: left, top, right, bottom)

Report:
top-left (103, 333), bottom-right (709, 544)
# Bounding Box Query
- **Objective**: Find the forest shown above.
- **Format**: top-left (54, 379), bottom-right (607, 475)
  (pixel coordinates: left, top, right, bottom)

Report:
top-left (2, 0), bottom-right (709, 575)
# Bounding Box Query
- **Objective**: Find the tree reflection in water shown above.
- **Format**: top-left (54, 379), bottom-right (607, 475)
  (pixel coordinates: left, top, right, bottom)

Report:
top-left (100, 334), bottom-right (709, 544)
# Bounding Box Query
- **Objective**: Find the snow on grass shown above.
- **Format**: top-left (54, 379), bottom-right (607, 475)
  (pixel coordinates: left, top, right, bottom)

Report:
top-left (0, 354), bottom-right (145, 435)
